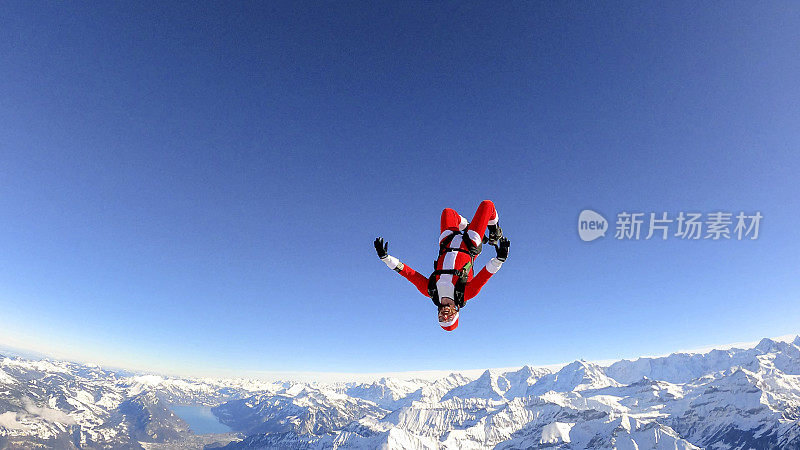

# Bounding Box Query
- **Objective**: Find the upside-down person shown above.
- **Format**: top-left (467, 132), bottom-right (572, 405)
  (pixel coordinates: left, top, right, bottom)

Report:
top-left (374, 200), bottom-right (510, 331)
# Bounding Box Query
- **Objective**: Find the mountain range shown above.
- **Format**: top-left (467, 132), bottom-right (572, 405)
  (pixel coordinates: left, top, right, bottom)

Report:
top-left (2, 336), bottom-right (800, 448)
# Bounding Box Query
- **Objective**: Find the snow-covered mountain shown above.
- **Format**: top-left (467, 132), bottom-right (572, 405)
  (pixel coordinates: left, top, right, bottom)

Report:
top-left (3, 336), bottom-right (800, 448)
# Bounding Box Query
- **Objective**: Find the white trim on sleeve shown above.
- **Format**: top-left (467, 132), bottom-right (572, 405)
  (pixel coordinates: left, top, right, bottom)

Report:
top-left (381, 255), bottom-right (401, 270)
top-left (486, 257), bottom-right (503, 274)
top-left (488, 210), bottom-right (499, 226)
top-left (466, 229), bottom-right (481, 246)
top-left (458, 215), bottom-right (469, 230)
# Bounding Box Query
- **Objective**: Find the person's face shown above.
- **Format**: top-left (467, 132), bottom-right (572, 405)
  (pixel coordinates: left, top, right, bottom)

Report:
top-left (438, 297), bottom-right (458, 322)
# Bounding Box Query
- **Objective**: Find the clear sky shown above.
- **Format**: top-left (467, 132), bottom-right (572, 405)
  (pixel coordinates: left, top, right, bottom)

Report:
top-left (1, 2), bottom-right (799, 377)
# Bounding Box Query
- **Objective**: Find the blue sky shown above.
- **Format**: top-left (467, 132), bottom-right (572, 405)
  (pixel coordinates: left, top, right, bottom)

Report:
top-left (1, 2), bottom-right (799, 377)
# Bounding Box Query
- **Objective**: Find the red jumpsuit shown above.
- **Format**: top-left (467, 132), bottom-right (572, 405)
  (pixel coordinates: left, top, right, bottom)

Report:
top-left (392, 200), bottom-right (502, 303)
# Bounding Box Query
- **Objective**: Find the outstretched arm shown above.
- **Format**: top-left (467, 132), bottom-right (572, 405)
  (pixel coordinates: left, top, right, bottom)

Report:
top-left (374, 237), bottom-right (430, 297)
top-left (465, 237), bottom-right (509, 301)
top-left (464, 258), bottom-right (503, 300)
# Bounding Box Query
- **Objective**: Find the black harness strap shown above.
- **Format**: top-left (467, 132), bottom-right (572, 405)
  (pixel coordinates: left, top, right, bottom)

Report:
top-left (439, 230), bottom-right (482, 257)
top-left (428, 230), bottom-right (481, 309)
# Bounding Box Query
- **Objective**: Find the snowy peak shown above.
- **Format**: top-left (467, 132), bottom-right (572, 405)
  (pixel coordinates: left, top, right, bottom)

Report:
top-left (345, 377), bottom-right (423, 409)
top-left (440, 365), bottom-right (550, 402)
top-left (605, 344), bottom-right (765, 385)
top-left (212, 385), bottom-right (387, 437)
top-left (530, 360), bottom-right (620, 395)
top-left (440, 368), bottom-right (505, 401)
top-left (508, 364), bottom-right (545, 383)
top-left (116, 392), bottom-right (191, 443)
top-left (756, 337), bottom-right (784, 353)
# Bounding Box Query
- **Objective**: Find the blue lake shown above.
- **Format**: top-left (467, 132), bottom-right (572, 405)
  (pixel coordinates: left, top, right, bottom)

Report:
top-left (170, 405), bottom-right (233, 434)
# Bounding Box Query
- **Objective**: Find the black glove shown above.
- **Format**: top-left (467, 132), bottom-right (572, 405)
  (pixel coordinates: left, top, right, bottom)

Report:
top-left (495, 237), bottom-right (510, 262)
top-left (374, 237), bottom-right (388, 259)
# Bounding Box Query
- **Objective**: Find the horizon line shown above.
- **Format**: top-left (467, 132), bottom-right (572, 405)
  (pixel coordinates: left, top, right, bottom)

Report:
top-left (1, 333), bottom-right (797, 383)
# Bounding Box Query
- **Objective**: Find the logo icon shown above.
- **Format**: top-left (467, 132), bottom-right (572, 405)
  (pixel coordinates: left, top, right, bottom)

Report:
top-left (578, 210), bottom-right (607, 242)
